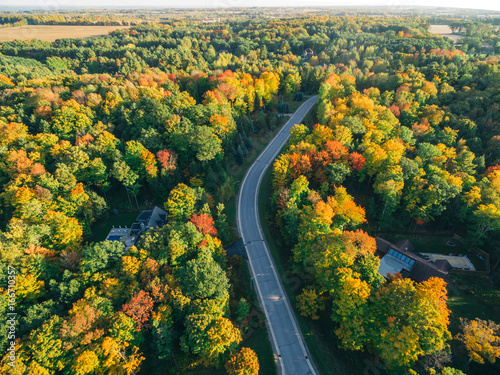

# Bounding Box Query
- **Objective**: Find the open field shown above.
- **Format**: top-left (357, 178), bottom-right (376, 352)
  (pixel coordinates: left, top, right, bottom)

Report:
top-left (0, 25), bottom-right (130, 42)
top-left (429, 24), bottom-right (464, 43)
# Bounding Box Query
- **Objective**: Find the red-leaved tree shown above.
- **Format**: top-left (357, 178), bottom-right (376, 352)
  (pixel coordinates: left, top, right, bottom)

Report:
top-left (156, 149), bottom-right (178, 175)
top-left (190, 213), bottom-right (218, 236)
top-left (123, 290), bottom-right (154, 331)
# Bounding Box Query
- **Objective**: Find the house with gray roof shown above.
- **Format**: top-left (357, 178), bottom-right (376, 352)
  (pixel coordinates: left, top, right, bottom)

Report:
top-left (375, 237), bottom-right (452, 282)
top-left (105, 206), bottom-right (167, 250)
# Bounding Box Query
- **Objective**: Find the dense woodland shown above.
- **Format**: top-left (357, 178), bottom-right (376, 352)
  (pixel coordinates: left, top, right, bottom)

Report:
top-left (0, 9), bottom-right (499, 375)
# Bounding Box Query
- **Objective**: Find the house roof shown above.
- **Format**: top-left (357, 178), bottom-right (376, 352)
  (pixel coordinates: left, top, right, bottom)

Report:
top-left (375, 237), bottom-right (451, 282)
top-left (435, 259), bottom-right (452, 271)
top-left (135, 206), bottom-right (167, 229)
top-left (378, 252), bottom-right (413, 277)
top-left (148, 206), bottom-right (167, 229)
top-left (375, 237), bottom-right (392, 255)
top-left (301, 48), bottom-right (315, 57)
top-left (106, 206), bottom-right (168, 251)
top-left (409, 261), bottom-right (449, 283)
top-left (136, 211), bottom-right (151, 222)
top-left (394, 239), bottom-right (414, 252)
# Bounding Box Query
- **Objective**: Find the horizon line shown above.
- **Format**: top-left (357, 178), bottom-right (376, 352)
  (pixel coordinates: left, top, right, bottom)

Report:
top-left (0, 5), bottom-right (499, 11)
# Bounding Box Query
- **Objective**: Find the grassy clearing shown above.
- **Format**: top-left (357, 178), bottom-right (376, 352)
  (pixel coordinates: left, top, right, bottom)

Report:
top-left (0, 25), bottom-right (130, 42)
top-left (279, 96), bottom-right (303, 113)
top-left (258, 163), bottom-right (377, 375)
top-left (447, 273), bottom-right (500, 331)
top-left (428, 24), bottom-right (465, 43)
top-left (90, 211), bottom-right (139, 242)
top-left (446, 272), bottom-right (500, 375)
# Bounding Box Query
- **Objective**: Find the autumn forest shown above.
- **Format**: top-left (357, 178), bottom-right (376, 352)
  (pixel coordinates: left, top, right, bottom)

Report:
top-left (0, 6), bottom-right (499, 375)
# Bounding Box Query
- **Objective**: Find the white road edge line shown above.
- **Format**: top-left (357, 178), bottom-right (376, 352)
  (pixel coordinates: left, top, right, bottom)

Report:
top-left (238, 159), bottom-right (285, 374)
top-left (254, 98), bottom-right (318, 375)
top-left (237, 96), bottom-right (318, 375)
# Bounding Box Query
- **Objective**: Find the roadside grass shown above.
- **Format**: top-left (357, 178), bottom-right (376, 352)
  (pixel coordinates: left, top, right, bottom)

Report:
top-left (184, 320), bottom-right (276, 375)
top-left (278, 96), bottom-right (303, 113)
top-left (241, 322), bottom-right (277, 375)
top-left (187, 100), bottom-right (309, 375)
top-left (230, 256), bottom-right (277, 375)
top-left (184, 366), bottom-right (225, 375)
top-left (185, 256), bottom-right (277, 375)
top-left (90, 211), bottom-right (140, 242)
top-left (257, 163), bottom-right (378, 375)
top-left (224, 115), bottom-right (293, 237)
top-left (223, 127), bottom-right (281, 242)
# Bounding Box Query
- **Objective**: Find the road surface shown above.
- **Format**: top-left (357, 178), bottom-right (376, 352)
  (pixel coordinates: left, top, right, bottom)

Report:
top-left (237, 96), bottom-right (319, 375)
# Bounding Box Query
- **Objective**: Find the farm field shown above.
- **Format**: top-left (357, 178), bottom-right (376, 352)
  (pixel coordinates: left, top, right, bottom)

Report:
top-left (0, 25), bottom-right (130, 42)
top-left (429, 24), bottom-right (464, 42)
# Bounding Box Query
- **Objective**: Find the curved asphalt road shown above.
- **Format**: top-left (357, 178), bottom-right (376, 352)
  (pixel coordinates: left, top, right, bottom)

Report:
top-left (237, 96), bottom-right (319, 375)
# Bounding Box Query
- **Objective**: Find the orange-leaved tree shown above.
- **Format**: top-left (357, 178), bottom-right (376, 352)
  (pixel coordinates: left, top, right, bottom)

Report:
top-left (225, 347), bottom-right (259, 375)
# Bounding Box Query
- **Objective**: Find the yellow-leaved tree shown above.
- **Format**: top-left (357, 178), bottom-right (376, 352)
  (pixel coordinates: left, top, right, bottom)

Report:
top-left (456, 318), bottom-right (500, 365)
top-left (225, 347), bottom-right (259, 375)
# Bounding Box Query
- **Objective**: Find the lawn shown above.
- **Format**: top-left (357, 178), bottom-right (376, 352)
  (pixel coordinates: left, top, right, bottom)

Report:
top-left (89, 185), bottom-right (154, 243)
top-left (447, 273), bottom-right (500, 332)
top-left (398, 234), bottom-right (466, 255)
top-left (90, 210), bottom-right (140, 242)
top-left (446, 272), bottom-right (500, 375)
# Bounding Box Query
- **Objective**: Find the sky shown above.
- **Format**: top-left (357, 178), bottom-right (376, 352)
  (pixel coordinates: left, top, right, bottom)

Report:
top-left (2, 0), bottom-right (500, 12)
